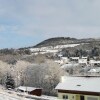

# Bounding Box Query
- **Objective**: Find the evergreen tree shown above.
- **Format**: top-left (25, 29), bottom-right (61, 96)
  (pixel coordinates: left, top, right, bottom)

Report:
top-left (5, 74), bottom-right (15, 89)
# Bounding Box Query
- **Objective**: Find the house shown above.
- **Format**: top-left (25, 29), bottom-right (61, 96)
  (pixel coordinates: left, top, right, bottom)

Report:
top-left (55, 76), bottom-right (100, 100)
top-left (88, 68), bottom-right (100, 75)
top-left (55, 60), bottom-right (64, 65)
top-left (78, 59), bottom-right (87, 65)
top-left (70, 57), bottom-right (88, 64)
top-left (16, 86), bottom-right (42, 96)
top-left (62, 57), bottom-right (69, 63)
top-left (70, 57), bottom-right (79, 63)
top-left (55, 57), bottom-right (69, 65)
top-left (89, 60), bottom-right (100, 66)
top-left (82, 57), bottom-right (87, 59)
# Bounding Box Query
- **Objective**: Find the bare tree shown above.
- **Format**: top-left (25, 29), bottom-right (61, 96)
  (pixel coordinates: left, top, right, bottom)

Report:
top-left (10, 60), bottom-right (31, 87)
top-left (0, 61), bottom-right (11, 85)
top-left (24, 60), bottom-right (66, 95)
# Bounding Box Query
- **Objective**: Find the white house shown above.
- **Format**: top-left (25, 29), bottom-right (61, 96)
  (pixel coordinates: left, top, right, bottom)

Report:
top-left (55, 76), bottom-right (100, 100)
top-left (61, 57), bottom-right (69, 64)
top-left (78, 59), bottom-right (87, 65)
top-left (89, 60), bottom-right (100, 66)
top-left (55, 60), bottom-right (64, 65)
top-left (88, 68), bottom-right (100, 75)
top-left (70, 57), bottom-right (79, 62)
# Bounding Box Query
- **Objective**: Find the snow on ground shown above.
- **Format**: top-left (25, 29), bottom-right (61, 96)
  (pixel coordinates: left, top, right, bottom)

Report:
top-left (42, 95), bottom-right (57, 100)
top-left (54, 44), bottom-right (80, 49)
top-left (0, 89), bottom-right (57, 100)
top-left (0, 87), bottom-right (34, 100)
top-left (0, 93), bottom-right (22, 100)
top-left (0, 91), bottom-right (32, 100)
top-left (30, 44), bottom-right (80, 53)
top-left (0, 85), bottom-right (57, 100)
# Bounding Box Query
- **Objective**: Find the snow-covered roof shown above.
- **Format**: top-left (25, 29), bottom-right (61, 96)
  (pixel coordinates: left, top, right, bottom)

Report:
top-left (70, 57), bottom-right (79, 60)
top-left (61, 57), bottom-right (68, 60)
top-left (82, 57), bottom-right (87, 59)
top-left (17, 86), bottom-right (41, 92)
top-left (55, 76), bottom-right (100, 93)
top-left (88, 69), bottom-right (98, 73)
top-left (88, 68), bottom-right (100, 73)
top-left (79, 59), bottom-right (87, 64)
top-left (55, 60), bottom-right (63, 64)
top-left (90, 60), bottom-right (100, 64)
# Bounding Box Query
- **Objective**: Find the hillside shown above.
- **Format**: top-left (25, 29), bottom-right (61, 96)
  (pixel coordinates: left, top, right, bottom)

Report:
top-left (0, 37), bottom-right (100, 63)
top-left (33, 37), bottom-right (96, 48)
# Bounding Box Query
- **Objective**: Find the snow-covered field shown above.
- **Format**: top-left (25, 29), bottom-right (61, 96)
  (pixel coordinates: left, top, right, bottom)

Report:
top-left (30, 44), bottom-right (80, 55)
top-left (54, 44), bottom-right (80, 49)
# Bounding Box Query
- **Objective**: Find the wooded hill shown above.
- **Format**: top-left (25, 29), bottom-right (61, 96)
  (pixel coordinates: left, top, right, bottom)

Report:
top-left (33, 37), bottom-right (96, 48)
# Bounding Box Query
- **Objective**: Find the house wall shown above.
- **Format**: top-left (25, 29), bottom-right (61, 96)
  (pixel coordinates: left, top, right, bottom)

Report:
top-left (58, 92), bottom-right (76, 100)
top-left (58, 92), bottom-right (100, 100)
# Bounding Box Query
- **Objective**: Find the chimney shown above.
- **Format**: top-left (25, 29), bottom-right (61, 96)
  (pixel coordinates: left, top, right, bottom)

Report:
top-left (60, 76), bottom-right (67, 82)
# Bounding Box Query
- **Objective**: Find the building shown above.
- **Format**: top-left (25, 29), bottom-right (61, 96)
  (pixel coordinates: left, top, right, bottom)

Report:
top-left (61, 57), bottom-right (69, 63)
top-left (78, 59), bottom-right (87, 65)
top-left (55, 76), bottom-right (100, 100)
top-left (70, 57), bottom-right (79, 63)
top-left (89, 60), bottom-right (100, 66)
top-left (55, 60), bottom-right (63, 65)
top-left (17, 86), bottom-right (42, 96)
top-left (88, 68), bottom-right (100, 75)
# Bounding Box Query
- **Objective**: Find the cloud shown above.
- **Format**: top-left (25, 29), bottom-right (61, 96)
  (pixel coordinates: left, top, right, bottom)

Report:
top-left (0, 0), bottom-right (100, 38)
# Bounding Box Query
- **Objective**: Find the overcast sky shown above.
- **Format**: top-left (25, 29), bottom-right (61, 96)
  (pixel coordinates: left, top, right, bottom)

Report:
top-left (0, 0), bottom-right (100, 48)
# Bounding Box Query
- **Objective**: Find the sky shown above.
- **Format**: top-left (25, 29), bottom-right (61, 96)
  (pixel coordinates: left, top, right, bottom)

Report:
top-left (0, 0), bottom-right (100, 48)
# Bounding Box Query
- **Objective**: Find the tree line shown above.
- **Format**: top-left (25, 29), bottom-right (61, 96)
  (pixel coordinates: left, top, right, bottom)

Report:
top-left (0, 48), bottom-right (31, 55)
top-left (61, 47), bottom-right (100, 59)
top-left (0, 60), bottom-right (65, 96)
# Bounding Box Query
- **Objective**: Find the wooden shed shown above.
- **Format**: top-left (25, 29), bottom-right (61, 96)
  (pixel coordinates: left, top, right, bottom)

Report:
top-left (17, 86), bottom-right (42, 96)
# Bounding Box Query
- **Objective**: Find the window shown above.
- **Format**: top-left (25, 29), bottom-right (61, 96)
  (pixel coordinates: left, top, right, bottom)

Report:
top-left (63, 95), bottom-right (68, 99)
top-left (80, 96), bottom-right (84, 100)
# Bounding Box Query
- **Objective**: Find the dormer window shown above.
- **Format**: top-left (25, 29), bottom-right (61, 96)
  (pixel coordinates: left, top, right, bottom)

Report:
top-left (77, 84), bottom-right (81, 86)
